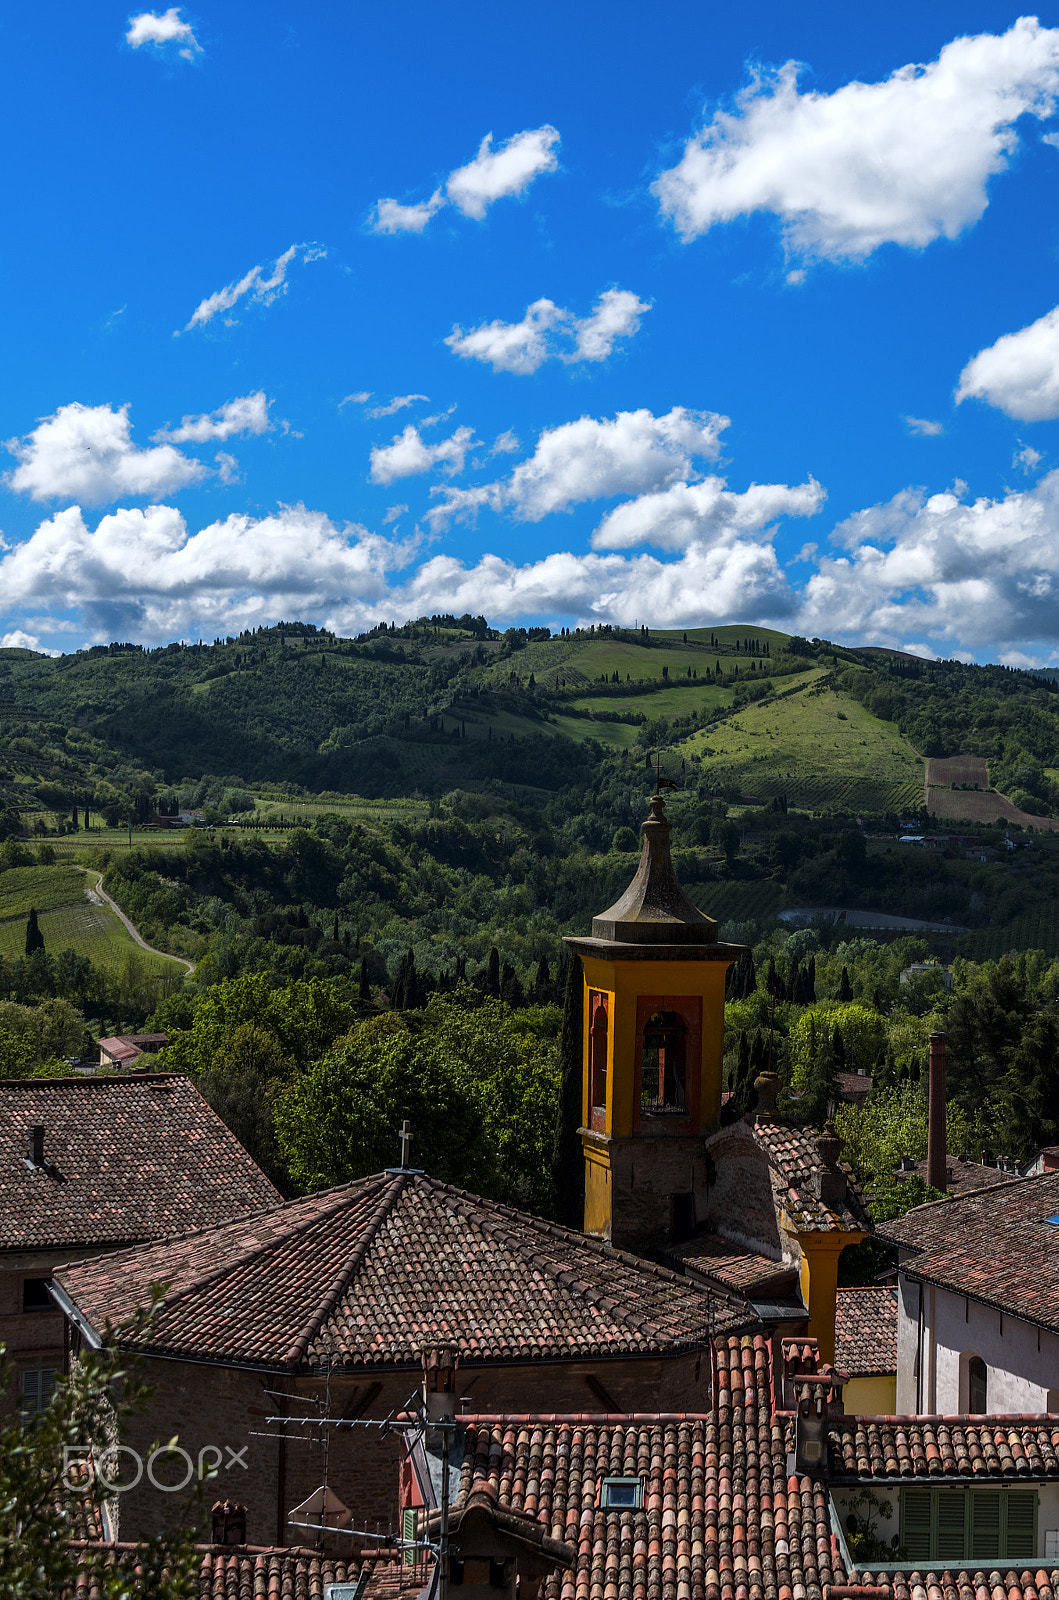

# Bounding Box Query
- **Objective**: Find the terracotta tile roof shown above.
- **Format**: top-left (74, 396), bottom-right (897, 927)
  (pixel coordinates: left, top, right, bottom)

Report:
top-left (878, 1172), bottom-right (1059, 1332)
top-left (828, 1416), bottom-right (1059, 1479)
top-left (870, 1568), bottom-right (1059, 1600)
top-left (666, 1230), bottom-right (795, 1293)
top-left (54, 1171), bottom-right (753, 1371)
top-left (897, 1156), bottom-right (1020, 1197)
top-left (836, 1072), bottom-right (873, 1103)
top-left (0, 1074), bottom-right (280, 1251)
top-left (450, 1334), bottom-right (845, 1600)
top-left (751, 1117), bottom-right (871, 1233)
top-left (834, 1288), bottom-right (898, 1378)
top-left (66, 1541), bottom-right (363, 1598)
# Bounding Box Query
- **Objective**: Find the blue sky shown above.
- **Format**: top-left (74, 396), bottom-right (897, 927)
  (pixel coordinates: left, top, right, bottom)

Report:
top-left (4, 3), bottom-right (1059, 662)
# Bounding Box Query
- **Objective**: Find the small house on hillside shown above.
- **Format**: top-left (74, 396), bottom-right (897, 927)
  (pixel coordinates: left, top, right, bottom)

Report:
top-left (97, 1033), bottom-right (169, 1069)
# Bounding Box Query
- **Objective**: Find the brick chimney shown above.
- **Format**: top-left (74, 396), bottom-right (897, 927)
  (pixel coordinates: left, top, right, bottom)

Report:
top-left (27, 1124), bottom-right (44, 1168)
top-left (926, 1032), bottom-right (946, 1193)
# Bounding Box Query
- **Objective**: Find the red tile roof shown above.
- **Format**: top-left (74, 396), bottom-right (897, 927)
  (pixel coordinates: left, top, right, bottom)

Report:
top-left (751, 1117), bottom-right (871, 1233)
top-left (666, 1230), bottom-right (795, 1293)
top-left (54, 1171), bottom-right (753, 1371)
top-left (451, 1335), bottom-right (845, 1600)
top-left (834, 1287), bottom-right (898, 1378)
top-left (0, 1074), bottom-right (280, 1251)
top-left (880, 1569), bottom-right (1059, 1600)
top-left (897, 1155), bottom-right (1019, 1197)
top-left (878, 1171), bottom-right (1059, 1332)
top-left (829, 1416), bottom-right (1059, 1480)
top-left (67, 1541), bottom-right (363, 1598)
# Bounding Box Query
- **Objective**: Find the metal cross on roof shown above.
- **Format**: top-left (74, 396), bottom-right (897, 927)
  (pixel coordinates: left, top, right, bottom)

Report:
top-left (399, 1119), bottom-right (413, 1169)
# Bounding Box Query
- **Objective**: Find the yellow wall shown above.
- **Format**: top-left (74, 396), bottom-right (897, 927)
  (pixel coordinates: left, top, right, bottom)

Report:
top-left (795, 1230), bottom-right (866, 1368)
top-left (579, 955), bottom-right (731, 1136)
top-left (843, 1374), bottom-right (896, 1415)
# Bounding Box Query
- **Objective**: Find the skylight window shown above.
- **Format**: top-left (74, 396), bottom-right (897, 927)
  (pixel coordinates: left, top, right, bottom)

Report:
top-left (1045, 1215), bottom-right (1059, 1225)
top-left (601, 1477), bottom-right (643, 1510)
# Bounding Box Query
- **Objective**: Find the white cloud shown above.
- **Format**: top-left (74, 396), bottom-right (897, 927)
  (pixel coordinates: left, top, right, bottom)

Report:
top-left (796, 472), bottom-right (1059, 656)
top-left (0, 504), bottom-right (407, 644)
top-left (446, 288), bottom-right (649, 374)
top-left (0, 629), bottom-right (58, 656)
top-left (368, 425), bottom-right (476, 485)
top-left (182, 243), bottom-right (324, 332)
top-left (383, 504), bottom-right (408, 525)
top-left (371, 192), bottom-right (445, 235)
top-left (154, 391), bottom-right (272, 443)
top-left (447, 299), bottom-right (564, 375)
top-left (367, 394), bottom-right (429, 419)
top-left (957, 303), bottom-right (1059, 420)
top-left (0, 501), bottom-right (797, 644)
top-left (126, 8), bottom-right (201, 59)
top-left (445, 125), bottom-right (561, 219)
top-left (5, 402), bottom-right (205, 505)
top-left (492, 430), bottom-right (520, 455)
top-left (1016, 443), bottom-right (1043, 472)
top-left (370, 124), bottom-right (560, 235)
top-left (905, 416), bottom-right (944, 436)
top-left (654, 17), bottom-right (1059, 262)
top-left (592, 475), bottom-right (825, 552)
top-left (430, 406), bottom-right (728, 525)
top-left (340, 392), bottom-right (372, 408)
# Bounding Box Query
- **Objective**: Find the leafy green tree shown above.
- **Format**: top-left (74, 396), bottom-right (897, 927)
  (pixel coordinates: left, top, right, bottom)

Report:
top-left (158, 973), bottom-right (355, 1080)
top-left (24, 909), bottom-right (44, 957)
top-left (0, 1310), bottom-right (200, 1598)
top-left (196, 1022), bottom-right (289, 1190)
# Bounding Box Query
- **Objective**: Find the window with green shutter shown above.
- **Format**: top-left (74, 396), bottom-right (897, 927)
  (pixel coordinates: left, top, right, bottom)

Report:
top-left (898, 1488), bottom-right (1038, 1563)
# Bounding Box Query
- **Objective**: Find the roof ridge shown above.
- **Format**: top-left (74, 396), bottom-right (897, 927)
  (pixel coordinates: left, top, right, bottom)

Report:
top-left (422, 1178), bottom-right (743, 1340)
top-left (0, 1072), bottom-right (188, 1088)
top-left (285, 1172), bottom-right (407, 1366)
top-left (103, 1174), bottom-right (395, 1344)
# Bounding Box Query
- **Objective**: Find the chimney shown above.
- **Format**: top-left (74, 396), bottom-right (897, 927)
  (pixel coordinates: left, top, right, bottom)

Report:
top-left (28, 1125), bottom-right (44, 1168)
top-left (754, 1071), bottom-right (780, 1121)
top-left (926, 1032), bottom-right (946, 1192)
top-left (814, 1123), bottom-right (847, 1205)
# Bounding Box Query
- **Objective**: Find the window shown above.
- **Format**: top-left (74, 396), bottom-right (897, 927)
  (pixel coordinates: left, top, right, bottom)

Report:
top-left (589, 992), bottom-right (609, 1115)
top-left (601, 1477), bottom-right (643, 1510)
top-left (22, 1278), bottom-right (52, 1313)
top-left (967, 1355), bottom-right (987, 1414)
top-left (20, 1368), bottom-right (56, 1419)
top-left (640, 1011), bottom-right (687, 1114)
top-left (672, 1192), bottom-right (694, 1238)
top-left (900, 1488), bottom-right (1037, 1563)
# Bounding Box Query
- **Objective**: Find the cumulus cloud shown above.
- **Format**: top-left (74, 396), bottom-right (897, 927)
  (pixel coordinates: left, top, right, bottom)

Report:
top-left (5, 402), bottom-right (205, 505)
top-left (182, 243), bottom-right (324, 332)
top-left (372, 193), bottom-right (445, 235)
top-left (126, 8), bottom-right (201, 59)
top-left (654, 17), bottom-right (1059, 262)
top-left (957, 303), bottom-right (1059, 420)
top-left (0, 629), bottom-right (58, 655)
top-left (154, 391), bottom-right (272, 443)
top-left (0, 501), bottom-right (798, 645)
top-left (430, 406), bottom-right (728, 526)
top-left (905, 416), bottom-right (944, 436)
top-left (593, 476), bottom-right (825, 552)
top-left (370, 125), bottom-right (560, 234)
top-left (796, 473), bottom-right (1059, 656)
top-left (446, 288), bottom-right (649, 374)
top-left (369, 425), bottom-right (476, 485)
top-left (1015, 443), bottom-right (1043, 472)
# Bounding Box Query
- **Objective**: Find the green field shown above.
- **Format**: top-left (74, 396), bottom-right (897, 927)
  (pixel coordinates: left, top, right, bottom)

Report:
top-left (0, 864), bottom-right (89, 919)
top-left (679, 670), bottom-right (924, 813)
top-left (0, 899), bottom-right (183, 976)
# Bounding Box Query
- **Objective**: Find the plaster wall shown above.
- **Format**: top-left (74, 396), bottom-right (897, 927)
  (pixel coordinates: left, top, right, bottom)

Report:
top-left (844, 1374), bottom-right (896, 1415)
top-left (832, 1483), bottom-right (1059, 1559)
top-left (897, 1273), bottom-right (1059, 1414)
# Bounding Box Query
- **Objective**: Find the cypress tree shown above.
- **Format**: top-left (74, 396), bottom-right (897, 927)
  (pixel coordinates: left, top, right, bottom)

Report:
top-left (25, 908), bottom-right (44, 956)
top-left (804, 955), bottom-right (817, 1003)
top-left (359, 957), bottom-right (371, 1003)
top-left (838, 965), bottom-right (853, 1002)
top-left (534, 955), bottom-right (551, 1003)
top-left (486, 946), bottom-right (501, 999)
top-left (551, 954), bottom-right (584, 1227)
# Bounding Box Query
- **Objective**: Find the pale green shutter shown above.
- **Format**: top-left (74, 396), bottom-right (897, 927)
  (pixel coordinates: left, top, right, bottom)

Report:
top-left (902, 1489), bottom-right (933, 1560)
top-left (936, 1490), bottom-right (967, 1562)
top-left (402, 1507), bottom-right (417, 1566)
top-left (970, 1491), bottom-right (1001, 1560)
top-left (1004, 1492), bottom-right (1037, 1560)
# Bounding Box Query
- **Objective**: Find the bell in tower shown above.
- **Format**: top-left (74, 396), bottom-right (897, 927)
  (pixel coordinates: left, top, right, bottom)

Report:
top-left (564, 787), bottom-right (745, 1253)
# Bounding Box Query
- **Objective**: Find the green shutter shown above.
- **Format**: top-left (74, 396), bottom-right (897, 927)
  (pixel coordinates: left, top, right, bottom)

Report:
top-left (936, 1491), bottom-right (967, 1562)
top-left (902, 1489), bottom-right (933, 1560)
top-left (402, 1507), bottom-right (418, 1566)
top-left (970, 1491), bottom-right (1001, 1561)
top-left (1004, 1492), bottom-right (1037, 1560)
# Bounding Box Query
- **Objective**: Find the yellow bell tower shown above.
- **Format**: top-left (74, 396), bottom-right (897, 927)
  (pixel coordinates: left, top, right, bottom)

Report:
top-left (564, 790), bottom-right (745, 1253)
